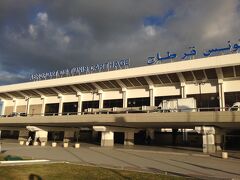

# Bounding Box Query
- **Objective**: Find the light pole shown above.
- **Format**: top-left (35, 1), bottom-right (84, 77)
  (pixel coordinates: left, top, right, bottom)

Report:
top-left (195, 81), bottom-right (205, 110)
top-left (91, 90), bottom-right (98, 112)
top-left (25, 97), bottom-right (30, 116)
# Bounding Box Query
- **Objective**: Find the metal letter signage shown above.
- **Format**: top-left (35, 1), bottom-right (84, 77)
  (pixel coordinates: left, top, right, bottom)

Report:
top-left (30, 58), bottom-right (130, 81)
top-left (147, 40), bottom-right (240, 65)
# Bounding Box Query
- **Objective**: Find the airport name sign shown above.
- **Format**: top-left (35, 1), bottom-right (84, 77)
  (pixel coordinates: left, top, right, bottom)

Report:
top-left (147, 41), bottom-right (240, 65)
top-left (30, 58), bottom-right (130, 81)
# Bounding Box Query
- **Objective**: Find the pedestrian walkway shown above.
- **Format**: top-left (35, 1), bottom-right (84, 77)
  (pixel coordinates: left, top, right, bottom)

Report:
top-left (1, 141), bottom-right (240, 179)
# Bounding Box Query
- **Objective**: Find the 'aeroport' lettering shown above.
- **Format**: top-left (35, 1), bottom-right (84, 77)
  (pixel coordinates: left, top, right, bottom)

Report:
top-left (30, 58), bottom-right (130, 81)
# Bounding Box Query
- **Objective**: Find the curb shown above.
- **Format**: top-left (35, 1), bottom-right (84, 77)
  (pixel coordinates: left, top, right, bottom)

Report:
top-left (0, 159), bottom-right (50, 164)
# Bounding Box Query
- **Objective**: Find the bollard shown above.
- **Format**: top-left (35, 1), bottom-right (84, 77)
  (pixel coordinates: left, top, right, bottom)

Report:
top-left (75, 143), bottom-right (80, 148)
top-left (41, 142), bottom-right (46, 147)
top-left (222, 152), bottom-right (228, 159)
top-left (52, 142), bottom-right (57, 147)
top-left (19, 141), bottom-right (25, 145)
top-left (63, 142), bottom-right (69, 148)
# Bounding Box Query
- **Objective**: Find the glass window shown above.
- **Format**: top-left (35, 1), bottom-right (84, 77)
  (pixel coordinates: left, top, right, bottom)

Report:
top-left (62, 102), bottom-right (78, 115)
top-left (127, 97), bottom-right (150, 107)
top-left (45, 103), bottom-right (59, 116)
top-left (82, 101), bottom-right (99, 112)
top-left (103, 99), bottom-right (123, 108)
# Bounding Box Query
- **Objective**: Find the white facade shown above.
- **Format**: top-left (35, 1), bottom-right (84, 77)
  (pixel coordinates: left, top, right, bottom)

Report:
top-left (0, 54), bottom-right (240, 152)
top-left (0, 54), bottom-right (239, 115)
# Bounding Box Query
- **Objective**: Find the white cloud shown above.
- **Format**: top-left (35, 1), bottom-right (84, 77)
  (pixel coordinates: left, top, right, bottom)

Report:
top-left (63, 35), bottom-right (70, 44)
top-left (0, 69), bottom-right (26, 83)
top-left (202, 1), bottom-right (239, 40)
top-left (36, 12), bottom-right (48, 26)
top-left (1, 1), bottom-right (240, 85)
top-left (144, 26), bottom-right (156, 37)
top-left (28, 24), bottom-right (37, 39)
top-left (27, 12), bottom-right (72, 47)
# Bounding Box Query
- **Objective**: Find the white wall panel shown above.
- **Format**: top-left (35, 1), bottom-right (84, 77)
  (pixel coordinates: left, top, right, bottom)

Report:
top-left (224, 80), bottom-right (240, 92)
top-left (127, 88), bottom-right (149, 98)
top-left (154, 85), bottom-right (181, 97)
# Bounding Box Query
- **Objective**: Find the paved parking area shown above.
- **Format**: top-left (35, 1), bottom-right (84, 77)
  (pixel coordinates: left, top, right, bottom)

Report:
top-left (1, 141), bottom-right (240, 179)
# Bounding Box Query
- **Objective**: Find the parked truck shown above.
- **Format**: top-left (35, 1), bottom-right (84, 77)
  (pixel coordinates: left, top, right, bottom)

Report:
top-left (157, 97), bottom-right (197, 112)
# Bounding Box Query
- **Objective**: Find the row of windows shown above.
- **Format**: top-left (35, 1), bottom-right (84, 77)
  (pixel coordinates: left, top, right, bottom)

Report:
top-left (44, 92), bottom-right (240, 115)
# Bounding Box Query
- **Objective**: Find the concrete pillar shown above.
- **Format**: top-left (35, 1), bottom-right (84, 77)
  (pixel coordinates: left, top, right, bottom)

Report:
top-left (149, 87), bottom-right (155, 106)
top-left (197, 126), bottom-right (216, 153)
top-left (122, 89), bottom-right (127, 108)
top-left (181, 86), bottom-right (187, 98)
top-left (101, 131), bottom-right (114, 147)
top-left (41, 96), bottom-right (45, 116)
top-left (1, 101), bottom-right (5, 115)
top-left (182, 129), bottom-right (188, 144)
top-left (13, 99), bottom-right (17, 113)
top-left (215, 128), bottom-right (224, 151)
top-left (77, 93), bottom-right (82, 115)
top-left (98, 91), bottom-right (103, 109)
top-left (195, 126), bottom-right (217, 153)
top-left (64, 130), bottom-right (74, 142)
top-left (181, 83), bottom-right (187, 98)
top-left (203, 134), bottom-right (215, 153)
top-left (218, 82), bottom-right (225, 111)
top-left (18, 129), bottom-right (29, 141)
top-left (58, 94), bottom-right (63, 116)
top-left (124, 132), bottom-right (134, 146)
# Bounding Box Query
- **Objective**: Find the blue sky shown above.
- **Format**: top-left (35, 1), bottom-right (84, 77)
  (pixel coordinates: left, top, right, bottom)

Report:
top-left (144, 9), bottom-right (175, 27)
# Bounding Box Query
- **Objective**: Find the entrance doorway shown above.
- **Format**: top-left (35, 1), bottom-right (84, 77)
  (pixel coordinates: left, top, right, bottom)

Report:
top-left (134, 130), bottom-right (146, 145)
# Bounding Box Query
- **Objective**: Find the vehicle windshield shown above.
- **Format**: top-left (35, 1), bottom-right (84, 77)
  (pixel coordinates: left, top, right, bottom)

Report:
top-left (230, 106), bottom-right (239, 111)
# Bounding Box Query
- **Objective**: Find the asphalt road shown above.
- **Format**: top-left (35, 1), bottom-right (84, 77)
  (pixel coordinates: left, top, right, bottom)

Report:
top-left (1, 141), bottom-right (240, 179)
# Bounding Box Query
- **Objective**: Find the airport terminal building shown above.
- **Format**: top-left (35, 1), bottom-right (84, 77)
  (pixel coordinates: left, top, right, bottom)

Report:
top-left (0, 53), bottom-right (240, 153)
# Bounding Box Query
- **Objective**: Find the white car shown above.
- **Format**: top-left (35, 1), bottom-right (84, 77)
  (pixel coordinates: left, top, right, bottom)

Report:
top-left (229, 102), bottom-right (240, 111)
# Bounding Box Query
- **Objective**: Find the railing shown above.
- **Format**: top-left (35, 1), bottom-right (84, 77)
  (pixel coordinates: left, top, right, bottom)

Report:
top-left (0, 106), bottom-right (235, 118)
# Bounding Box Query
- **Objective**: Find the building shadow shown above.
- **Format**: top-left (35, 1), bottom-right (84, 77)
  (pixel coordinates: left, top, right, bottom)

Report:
top-left (171, 159), bottom-right (240, 176)
top-left (29, 174), bottom-right (42, 180)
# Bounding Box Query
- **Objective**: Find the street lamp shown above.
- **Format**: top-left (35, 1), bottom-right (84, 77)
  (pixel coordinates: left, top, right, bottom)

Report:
top-left (90, 90), bottom-right (98, 112)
